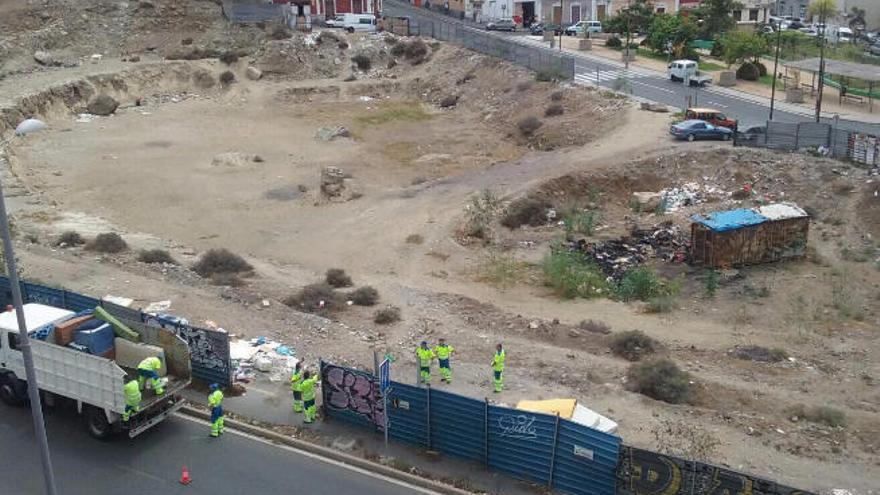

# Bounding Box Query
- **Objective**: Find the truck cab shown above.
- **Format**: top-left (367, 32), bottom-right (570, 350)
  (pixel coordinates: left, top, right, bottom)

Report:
top-left (0, 303), bottom-right (191, 439)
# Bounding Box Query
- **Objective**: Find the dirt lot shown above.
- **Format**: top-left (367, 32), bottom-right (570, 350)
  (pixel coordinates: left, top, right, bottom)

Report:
top-left (1, 4), bottom-right (879, 494)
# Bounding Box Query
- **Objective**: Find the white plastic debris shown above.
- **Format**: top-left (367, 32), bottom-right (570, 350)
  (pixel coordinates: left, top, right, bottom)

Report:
top-left (76, 113), bottom-right (97, 123)
top-left (14, 118), bottom-right (47, 136)
top-left (143, 300), bottom-right (172, 313)
top-left (254, 354), bottom-right (273, 372)
top-left (102, 295), bottom-right (133, 307)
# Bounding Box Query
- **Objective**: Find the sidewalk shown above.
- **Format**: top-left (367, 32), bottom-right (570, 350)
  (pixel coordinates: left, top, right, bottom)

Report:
top-left (545, 35), bottom-right (880, 125)
top-left (181, 376), bottom-right (535, 495)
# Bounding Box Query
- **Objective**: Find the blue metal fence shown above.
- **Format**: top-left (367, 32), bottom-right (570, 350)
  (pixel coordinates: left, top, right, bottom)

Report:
top-left (0, 276), bottom-right (232, 386)
top-left (323, 362), bottom-right (620, 495)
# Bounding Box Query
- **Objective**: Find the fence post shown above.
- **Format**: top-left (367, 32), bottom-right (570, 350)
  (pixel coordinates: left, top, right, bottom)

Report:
top-left (548, 413), bottom-right (561, 489)
top-left (794, 123), bottom-right (801, 150)
top-left (426, 385), bottom-right (432, 449)
top-left (484, 398), bottom-right (490, 468)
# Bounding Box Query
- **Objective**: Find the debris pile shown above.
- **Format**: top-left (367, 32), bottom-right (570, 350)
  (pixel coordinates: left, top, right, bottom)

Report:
top-left (659, 182), bottom-right (728, 211)
top-left (230, 337), bottom-right (298, 383)
top-left (571, 222), bottom-right (687, 279)
top-left (315, 126), bottom-right (350, 141)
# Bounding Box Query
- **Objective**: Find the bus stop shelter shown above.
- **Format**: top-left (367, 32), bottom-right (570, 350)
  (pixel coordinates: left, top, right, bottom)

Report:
top-left (783, 58), bottom-right (880, 113)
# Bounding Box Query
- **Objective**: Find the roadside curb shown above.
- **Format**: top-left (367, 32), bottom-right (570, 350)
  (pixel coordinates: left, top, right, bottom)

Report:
top-left (177, 405), bottom-right (472, 495)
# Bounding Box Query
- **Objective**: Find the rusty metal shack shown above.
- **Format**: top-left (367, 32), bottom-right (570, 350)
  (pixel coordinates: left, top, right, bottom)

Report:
top-left (690, 203), bottom-right (810, 268)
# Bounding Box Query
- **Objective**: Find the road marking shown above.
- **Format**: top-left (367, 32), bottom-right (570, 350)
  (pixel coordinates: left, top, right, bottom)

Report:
top-left (174, 414), bottom-right (443, 494)
top-left (704, 101), bottom-right (729, 108)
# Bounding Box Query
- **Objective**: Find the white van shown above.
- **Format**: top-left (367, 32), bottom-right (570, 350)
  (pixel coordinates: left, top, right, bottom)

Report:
top-left (342, 13), bottom-right (377, 33)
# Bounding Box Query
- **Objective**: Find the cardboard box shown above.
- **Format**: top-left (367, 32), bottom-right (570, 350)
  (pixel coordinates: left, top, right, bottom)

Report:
top-left (114, 338), bottom-right (166, 376)
top-left (54, 315), bottom-right (94, 346)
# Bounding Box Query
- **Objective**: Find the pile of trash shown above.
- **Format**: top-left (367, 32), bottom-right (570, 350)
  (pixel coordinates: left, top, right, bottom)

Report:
top-left (570, 222), bottom-right (687, 279)
top-left (659, 182), bottom-right (728, 212)
top-left (230, 337), bottom-right (298, 383)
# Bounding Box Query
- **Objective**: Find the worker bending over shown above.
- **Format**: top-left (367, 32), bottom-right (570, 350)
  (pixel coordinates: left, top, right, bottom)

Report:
top-left (137, 356), bottom-right (164, 395)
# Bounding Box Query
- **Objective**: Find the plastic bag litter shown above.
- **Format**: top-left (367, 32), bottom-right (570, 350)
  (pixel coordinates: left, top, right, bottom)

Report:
top-left (15, 118), bottom-right (47, 136)
top-left (254, 354), bottom-right (273, 372)
top-left (275, 345), bottom-right (293, 357)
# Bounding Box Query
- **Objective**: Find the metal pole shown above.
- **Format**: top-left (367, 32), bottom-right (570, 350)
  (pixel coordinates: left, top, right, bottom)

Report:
top-left (483, 398), bottom-right (490, 467)
top-left (769, 0), bottom-right (782, 121)
top-left (815, 12), bottom-right (827, 122)
top-left (548, 413), bottom-right (561, 489)
top-left (425, 385), bottom-right (432, 449)
top-left (0, 175), bottom-right (59, 495)
top-left (558, 0), bottom-right (563, 51)
top-left (373, 350), bottom-right (379, 378)
top-left (383, 389), bottom-right (389, 447)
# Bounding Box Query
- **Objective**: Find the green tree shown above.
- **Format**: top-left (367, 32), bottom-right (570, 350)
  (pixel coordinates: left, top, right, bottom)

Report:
top-left (721, 30), bottom-right (769, 67)
top-left (847, 6), bottom-right (866, 35)
top-left (692, 0), bottom-right (744, 39)
top-left (809, 0), bottom-right (837, 122)
top-left (808, 0), bottom-right (838, 22)
top-left (646, 14), bottom-right (698, 57)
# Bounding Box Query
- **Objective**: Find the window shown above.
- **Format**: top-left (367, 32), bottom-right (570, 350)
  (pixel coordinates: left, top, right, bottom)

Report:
top-left (359, 18), bottom-right (373, 24)
top-left (749, 9), bottom-right (759, 21)
top-left (656, 7), bottom-right (665, 13)
top-left (8, 332), bottom-right (19, 350)
top-left (732, 10), bottom-right (742, 21)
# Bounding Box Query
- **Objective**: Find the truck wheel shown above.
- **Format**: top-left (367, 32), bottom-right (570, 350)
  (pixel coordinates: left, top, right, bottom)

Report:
top-left (84, 406), bottom-right (113, 440)
top-left (0, 375), bottom-right (27, 407)
top-left (346, 27), bottom-right (355, 34)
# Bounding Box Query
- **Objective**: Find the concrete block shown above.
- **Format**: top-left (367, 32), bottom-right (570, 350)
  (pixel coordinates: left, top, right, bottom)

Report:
top-left (115, 337), bottom-right (166, 376)
top-left (578, 39), bottom-right (592, 51)
top-left (542, 31), bottom-right (554, 42)
top-left (785, 88), bottom-right (805, 103)
top-left (718, 71), bottom-right (736, 87)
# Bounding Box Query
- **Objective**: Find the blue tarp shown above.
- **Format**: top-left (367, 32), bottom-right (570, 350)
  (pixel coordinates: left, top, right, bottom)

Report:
top-left (692, 209), bottom-right (768, 232)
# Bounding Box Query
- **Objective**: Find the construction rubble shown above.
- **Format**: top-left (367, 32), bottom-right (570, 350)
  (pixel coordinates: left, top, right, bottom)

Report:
top-left (230, 337), bottom-right (299, 384)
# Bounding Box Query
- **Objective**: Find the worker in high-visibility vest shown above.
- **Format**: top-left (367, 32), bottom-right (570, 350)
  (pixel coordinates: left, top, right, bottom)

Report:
top-left (290, 361), bottom-right (304, 413)
top-left (416, 341), bottom-right (436, 385)
top-left (491, 343), bottom-right (505, 393)
top-left (433, 338), bottom-right (455, 384)
top-left (137, 356), bottom-right (164, 395)
top-left (122, 380), bottom-right (141, 422)
top-left (208, 383), bottom-right (225, 437)
top-left (300, 370), bottom-right (320, 424)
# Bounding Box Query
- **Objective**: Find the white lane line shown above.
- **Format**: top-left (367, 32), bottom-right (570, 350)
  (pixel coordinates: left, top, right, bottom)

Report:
top-left (704, 101), bottom-right (729, 108)
top-left (630, 80), bottom-right (675, 93)
top-left (174, 414), bottom-right (442, 495)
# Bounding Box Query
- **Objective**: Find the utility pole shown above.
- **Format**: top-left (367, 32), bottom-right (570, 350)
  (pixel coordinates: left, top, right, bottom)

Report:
top-left (769, 0), bottom-right (783, 120)
top-left (815, 12), bottom-right (827, 122)
top-left (0, 175), bottom-right (59, 495)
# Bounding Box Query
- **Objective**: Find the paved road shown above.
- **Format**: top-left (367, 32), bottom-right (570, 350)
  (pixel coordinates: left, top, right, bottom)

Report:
top-left (388, 2), bottom-right (880, 134)
top-left (0, 402), bottom-right (429, 495)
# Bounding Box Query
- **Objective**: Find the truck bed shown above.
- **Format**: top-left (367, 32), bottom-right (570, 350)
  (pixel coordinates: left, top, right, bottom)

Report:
top-left (122, 368), bottom-right (188, 411)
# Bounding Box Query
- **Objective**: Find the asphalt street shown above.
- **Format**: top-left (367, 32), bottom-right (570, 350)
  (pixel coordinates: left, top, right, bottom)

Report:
top-left (386, 1), bottom-right (880, 134)
top-left (0, 402), bottom-right (429, 495)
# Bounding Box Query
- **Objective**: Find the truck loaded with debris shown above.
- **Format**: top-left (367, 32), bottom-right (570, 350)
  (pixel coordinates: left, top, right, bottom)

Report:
top-left (0, 303), bottom-right (191, 439)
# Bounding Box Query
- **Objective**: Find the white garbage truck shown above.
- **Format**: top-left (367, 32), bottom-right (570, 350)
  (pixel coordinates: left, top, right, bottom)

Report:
top-left (0, 303), bottom-right (191, 439)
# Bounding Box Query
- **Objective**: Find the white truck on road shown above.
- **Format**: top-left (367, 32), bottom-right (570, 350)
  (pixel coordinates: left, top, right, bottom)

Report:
top-left (0, 303), bottom-right (191, 439)
top-left (667, 59), bottom-right (712, 87)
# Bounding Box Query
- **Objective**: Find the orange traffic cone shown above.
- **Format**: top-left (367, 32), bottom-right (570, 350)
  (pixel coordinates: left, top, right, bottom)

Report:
top-left (179, 466), bottom-right (192, 485)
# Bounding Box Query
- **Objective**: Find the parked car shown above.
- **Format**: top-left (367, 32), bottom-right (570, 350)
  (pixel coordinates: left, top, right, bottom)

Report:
top-left (798, 27), bottom-right (818, 37)
top-left (530, 22), bottom-right (562, 35)
top-left (340, 13), bottom-right (377, 33)
top-left (786, 20), bottom-right (805, 30)
top-left (868, 43), bottom-right (880, 56)
top-left (564, 20), bottom-right (602, 36)
top-left (684, 108), bottom-right (738, 130)
top-left (670, 120), bottom-right (733, 142)
top-left (324, 15), bottom-right (344, 28)
top-left (736, 123), bottom-right (767, 143)
top-left (486, 19), bottom-right (516, 32)
top-left (667, 60), bottom-right (712, 86)
top-left (837, 26), bottom-right (854, 43)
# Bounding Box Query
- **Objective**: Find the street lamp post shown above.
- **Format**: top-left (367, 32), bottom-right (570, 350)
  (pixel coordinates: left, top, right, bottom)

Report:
top-left (0, 172), bottom-right (58, 495)
top-left (815, 9), bottom-right (828, 122)
top-left (769, 0), bottom-right (783, 120)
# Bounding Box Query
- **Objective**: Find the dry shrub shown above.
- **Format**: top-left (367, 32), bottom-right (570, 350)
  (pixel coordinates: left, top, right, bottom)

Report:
top-left (391, 39), bottom-right (429, 64)
top-left (351, 286), bottom-right (379, 306)
top-left (579, 319), bottom-right (611, 334)
top-left (517, 116), bottom-right (543, 136)
top-left (325, 268), bottom-right (353, 288)
top-left (55, 231), bottom-right (84, 247)
top-left (731, 345), bottom-right (787, 363)
top-left (284, 282), bottom-right (342, 313)
top-left (627, 358), bottom-right (690, 404)
top-left (219, 51), bottom-right (239, 65)
top-left (351, 53), bottom-right (371, 71)
top-left (785, 403), bottom-right (846, 427)
top-left (374, 306), bottom-right (401, 324)
top-left (317, 30), bottom-right (340, 44)
top-left (550, 90), bottom-right (564, 101)
top-left (610, 330), bottom-right (657, 361)
top-left (544, 104), bottom-right (564, 117)
top-left (502, 197), bottom-right (550, 228)
top-left (86, 233), bottom-right (127, 253)
top-left (138, 249), bottom-right (175, 264)
top-left (439, 95), bottom-right (459, 108)
top-left (269, 25), bottom-right (292, 40)
top-left (219, 71), bottom-right (235, 85)
top-left (406, 234), bottom-right (424, 244)
top-left (516, 81), bottom-right (533, 92)
top-left (192, 249), bottom-right (252, 277)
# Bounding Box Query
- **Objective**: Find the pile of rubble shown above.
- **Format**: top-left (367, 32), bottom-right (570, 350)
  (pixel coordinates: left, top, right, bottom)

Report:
top-left (659, 182), bottom-right (728, 212)
top-left (570, 221), bottom-right (687, 279)
top-left (230, 337), bottom-right (298, 383)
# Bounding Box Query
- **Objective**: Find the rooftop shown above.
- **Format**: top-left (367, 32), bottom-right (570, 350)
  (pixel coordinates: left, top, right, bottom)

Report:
top-left (783, 58), bottom-right (880, 84)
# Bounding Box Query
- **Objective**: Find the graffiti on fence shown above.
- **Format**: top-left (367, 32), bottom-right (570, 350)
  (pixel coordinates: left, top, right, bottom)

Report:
top-left (617, 446), bottom-right (815, 495)
top-left (143, 314), bottom-right (229, 373)
top-left (322, 363), bottom-right (384, 427)
top-left (497, 413), bottom-right (539, 440)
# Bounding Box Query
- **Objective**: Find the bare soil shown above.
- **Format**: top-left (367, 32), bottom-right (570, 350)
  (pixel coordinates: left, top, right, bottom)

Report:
top-left (1, 5), bottom-right (878, 494)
